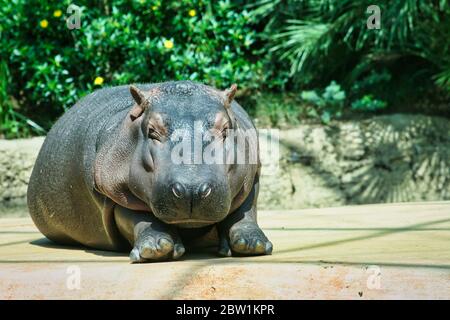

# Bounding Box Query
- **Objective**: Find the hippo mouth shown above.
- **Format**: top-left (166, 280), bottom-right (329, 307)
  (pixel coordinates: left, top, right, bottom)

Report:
top-left (165, 219), bottom-right (216, 228)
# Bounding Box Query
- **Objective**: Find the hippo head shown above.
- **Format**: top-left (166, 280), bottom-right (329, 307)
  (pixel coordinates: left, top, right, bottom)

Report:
top-left (95, 81), bottom-right (246, 228)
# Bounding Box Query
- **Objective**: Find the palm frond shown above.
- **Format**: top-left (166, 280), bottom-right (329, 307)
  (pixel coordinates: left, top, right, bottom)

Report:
top-left (270, 20), bottom-right (330, 75)
top-left (252, 0), bottom-right (450, 93)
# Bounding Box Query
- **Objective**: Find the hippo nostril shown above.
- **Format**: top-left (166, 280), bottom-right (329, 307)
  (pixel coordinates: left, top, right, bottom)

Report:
top-left (198, 183), bottom-right (212, 199)
top-left (172, 182), bottom-right (185, 199)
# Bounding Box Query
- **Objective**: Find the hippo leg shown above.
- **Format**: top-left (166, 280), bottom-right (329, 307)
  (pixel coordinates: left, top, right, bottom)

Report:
top-left (218, 174), bottom-right (273, 257)
top-left (114, 206), bottom-right (185, 263)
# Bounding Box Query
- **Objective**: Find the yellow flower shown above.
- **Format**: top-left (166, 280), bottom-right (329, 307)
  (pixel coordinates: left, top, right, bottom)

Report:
top-left (40, 19), bottom-right (48, 28)
top-left (188, 9), bottom-right (196, 17)
top-left (163, 40), bottom-right (174, 49)
top-left (94, 77), bottom-right (104, 86)
top-left (53, 10), bottom-right (62, 18)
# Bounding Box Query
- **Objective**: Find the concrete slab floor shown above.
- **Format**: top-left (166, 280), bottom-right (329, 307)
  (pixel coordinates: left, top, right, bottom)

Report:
top-left (0, 202), bottom-right (449, 299)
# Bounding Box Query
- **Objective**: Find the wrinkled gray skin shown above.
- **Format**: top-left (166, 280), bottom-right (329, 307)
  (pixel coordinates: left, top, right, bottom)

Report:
top-left (28, 81), bottom-right (272, 262)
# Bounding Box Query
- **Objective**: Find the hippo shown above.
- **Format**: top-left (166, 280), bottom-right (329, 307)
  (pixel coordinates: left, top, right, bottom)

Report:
top-left (27, 81), bottom-right (273, 262)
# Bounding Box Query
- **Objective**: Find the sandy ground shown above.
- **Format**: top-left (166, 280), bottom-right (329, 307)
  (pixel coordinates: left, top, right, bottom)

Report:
top-left (0, 202), bottom-right (449, 299)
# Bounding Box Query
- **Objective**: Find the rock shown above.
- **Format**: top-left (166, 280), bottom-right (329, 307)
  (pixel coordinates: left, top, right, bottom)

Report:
top-left (258, 114), bottom-right (450, 209)
top-left (0, 137), bottom-right (44, 215)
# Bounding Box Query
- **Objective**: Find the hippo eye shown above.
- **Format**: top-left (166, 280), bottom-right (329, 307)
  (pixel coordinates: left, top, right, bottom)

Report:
top-left (221, 129), bottom-right (228, 140)
top-left (221, 125), bottom-right (230, 140)
top-left (148, 128), bottom-right (161, 141)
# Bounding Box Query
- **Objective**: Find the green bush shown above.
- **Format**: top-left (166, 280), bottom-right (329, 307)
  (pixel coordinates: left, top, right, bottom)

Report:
top-left (245, 93), bottom-right (302, 128)
top-left (0, 0), bottom-right (266, 136)
top-left (301, 81), bottom-right (346, 123)
top-left (351, 95), bottom-right (387, 112)
top-left (1, 0), bottom-right (449, 138)
top-left (0, 61), bottom-right (46, 138)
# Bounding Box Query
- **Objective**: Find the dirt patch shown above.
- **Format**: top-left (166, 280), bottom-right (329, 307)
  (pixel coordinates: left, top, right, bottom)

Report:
top-left (259, 114), bottom-right (450, 209)
top-left (0, 137), bottom-right (44, 215)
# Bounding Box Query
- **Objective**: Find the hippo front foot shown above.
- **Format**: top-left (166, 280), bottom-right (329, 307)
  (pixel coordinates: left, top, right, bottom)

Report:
top-left (130, 223), bottom-right (185, 263)
top-left (219, 222), bottom-right (273, 257)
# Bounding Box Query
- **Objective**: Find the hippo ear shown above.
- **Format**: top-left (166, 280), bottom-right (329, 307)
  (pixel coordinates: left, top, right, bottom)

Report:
top-left (130, 85), bottom-right (146, 104)
top-left (223, 84), bottom-right (237, 109)
top-left (129, 85), bottom-right (149, 121)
